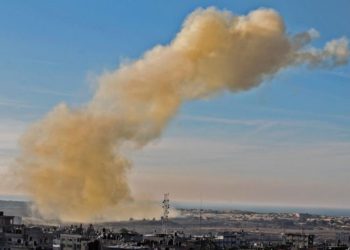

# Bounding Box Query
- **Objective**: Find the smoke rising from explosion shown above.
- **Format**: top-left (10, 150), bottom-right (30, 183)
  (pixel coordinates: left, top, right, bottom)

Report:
top-left (16, 7), bottom-right (349, 222)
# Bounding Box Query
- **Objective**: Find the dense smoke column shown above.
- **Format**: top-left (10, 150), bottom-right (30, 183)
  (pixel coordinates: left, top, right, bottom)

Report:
top-left (17, 7), bottom-right (349, 222)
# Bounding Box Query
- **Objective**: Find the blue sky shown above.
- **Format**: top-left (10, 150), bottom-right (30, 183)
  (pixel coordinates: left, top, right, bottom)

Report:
top-left (0, 0), bottom-right (350, 207)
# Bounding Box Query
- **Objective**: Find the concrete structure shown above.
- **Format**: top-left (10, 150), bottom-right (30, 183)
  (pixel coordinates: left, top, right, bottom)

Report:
top-left (283, 233), bottom-right (314, 249)
top-left (0, 211), bottom-right (52, 250)
top-left (215, 231), bottom-right (247, 249)
top-left (60, 234), bottom-right (84, 250)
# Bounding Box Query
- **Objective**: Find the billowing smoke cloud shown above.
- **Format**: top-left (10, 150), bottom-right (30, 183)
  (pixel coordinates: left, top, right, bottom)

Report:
top-left (16, 7), bottom-right (349, 222)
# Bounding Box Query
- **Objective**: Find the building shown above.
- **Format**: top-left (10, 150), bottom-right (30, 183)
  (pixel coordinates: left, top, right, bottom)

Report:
top-left (0, 211), bottom-right (52, 250)
top-left (60, 234), bottom-right (84, 250)
top-left (0, 211), bottom-right (25, 250)
top-left (283, 233), bottom-right (314, 249)
top-left (215, 231), bottom-right (247, 249)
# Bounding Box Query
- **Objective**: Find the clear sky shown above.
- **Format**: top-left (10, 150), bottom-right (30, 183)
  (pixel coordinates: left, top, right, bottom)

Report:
top-left (0, 0), bottom-right (350, 208)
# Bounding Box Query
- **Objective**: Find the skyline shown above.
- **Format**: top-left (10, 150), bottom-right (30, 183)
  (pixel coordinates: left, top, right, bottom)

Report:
top-left (0, 1), bottom-right (350, 212)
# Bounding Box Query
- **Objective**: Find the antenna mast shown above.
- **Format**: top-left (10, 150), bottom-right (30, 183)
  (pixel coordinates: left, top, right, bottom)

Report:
top-left (199, 198), bottom-right (202, 234)
top-left (162, 193), bottom-right (170, 234)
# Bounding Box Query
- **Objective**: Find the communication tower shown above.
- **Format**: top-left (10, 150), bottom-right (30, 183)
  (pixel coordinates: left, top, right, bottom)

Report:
top-left (161, 193), bottom-right (170, 234)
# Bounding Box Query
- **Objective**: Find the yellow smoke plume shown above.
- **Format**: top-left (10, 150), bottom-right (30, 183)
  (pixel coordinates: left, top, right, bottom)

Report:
top-left (16, 7), bottom-right (349, 222)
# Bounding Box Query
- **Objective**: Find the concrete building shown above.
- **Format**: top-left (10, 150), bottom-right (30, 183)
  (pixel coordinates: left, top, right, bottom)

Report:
top-left (215, 231), bottom-right (247, 249)
top-left (60, 234), bottom-right (84, 250)
top-left (283, 233), bottom-right (314, 249)
top-left (25, 226), bottom-right (53, 249)
top-left (0, 211), bottom-right (25, 250)
top-left (0, 211), bottom-right (52, 250)
top-left (60, 233), bottom-right (100, 250)
top-left (336, 232), bottom-right (350, 246)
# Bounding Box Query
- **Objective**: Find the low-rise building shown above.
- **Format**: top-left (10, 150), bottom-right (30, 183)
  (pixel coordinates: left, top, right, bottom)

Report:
top-left (215, 231), bottom-right (247, 249)
top-left (283, 233), bottom-right (314, 249)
